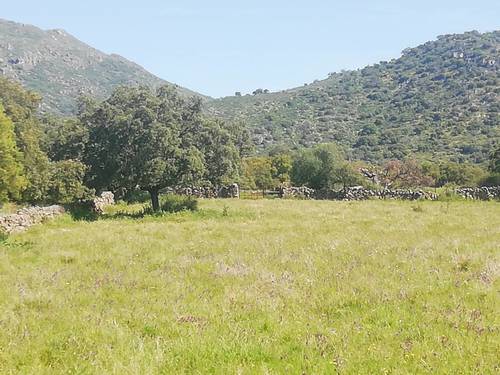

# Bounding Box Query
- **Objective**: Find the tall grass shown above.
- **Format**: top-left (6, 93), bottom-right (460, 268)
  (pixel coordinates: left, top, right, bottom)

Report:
top-left (0, 199), bottom-right (498, 374)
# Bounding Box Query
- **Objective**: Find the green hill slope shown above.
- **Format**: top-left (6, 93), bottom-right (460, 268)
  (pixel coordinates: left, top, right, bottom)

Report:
top-left (208, 31), bottom-right (499, 164)
top-left (0, 19), bottom-right (205, 115)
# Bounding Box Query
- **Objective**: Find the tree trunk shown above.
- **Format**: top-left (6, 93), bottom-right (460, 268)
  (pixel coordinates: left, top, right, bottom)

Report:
top-left (149, 190), bottom-right (160, 212)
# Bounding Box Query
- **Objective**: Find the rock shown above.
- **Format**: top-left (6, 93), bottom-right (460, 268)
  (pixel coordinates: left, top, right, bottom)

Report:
top-left (218, 184), bottom-right (240, 198)
top-left (89, 191), bottom-right (115, 214)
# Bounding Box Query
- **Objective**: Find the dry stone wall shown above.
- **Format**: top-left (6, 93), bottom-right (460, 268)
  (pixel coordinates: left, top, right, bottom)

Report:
top-left (168, 184), bottom-right (240, 199)
top-left (277, 186), bottom-right (315, 199)
top-left (0, 205), bottom-right (65, 234)
top-left (314, 187), bottom-right (438, 201)
top-left (455, 187), bottom-right (500, 200)
top-left (278, 186), bottom-right (439, 200)
top-left (278, 186), bottom-right (500, 201)
top-left (90, 191), bottom-right (115, 214)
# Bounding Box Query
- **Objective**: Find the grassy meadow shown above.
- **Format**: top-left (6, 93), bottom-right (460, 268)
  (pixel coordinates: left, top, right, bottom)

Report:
top-left (0, 199), bottom-right (499, 374)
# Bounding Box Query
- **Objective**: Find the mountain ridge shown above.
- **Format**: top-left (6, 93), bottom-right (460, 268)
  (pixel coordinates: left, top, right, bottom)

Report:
top-left (0, 18), bottom-right (207, 114)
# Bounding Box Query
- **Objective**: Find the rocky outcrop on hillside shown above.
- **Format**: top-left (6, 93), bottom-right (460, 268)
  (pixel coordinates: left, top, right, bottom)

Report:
top-left (0, 205), bottom-right (65, 234)
top-left (0, 19), bottom-right (204, 114)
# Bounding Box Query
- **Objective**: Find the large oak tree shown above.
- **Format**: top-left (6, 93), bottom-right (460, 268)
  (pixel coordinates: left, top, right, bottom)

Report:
top-left (81, 86), bottom-right (242, 211)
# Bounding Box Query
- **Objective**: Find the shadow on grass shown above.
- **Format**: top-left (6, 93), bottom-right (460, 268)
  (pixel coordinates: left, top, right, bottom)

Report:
top-left (66, 201), bottom-right (253, 223)
top-left (100, 210), bottom-right (148, 220)
top-left (65, 203), bottom-right (100, 222)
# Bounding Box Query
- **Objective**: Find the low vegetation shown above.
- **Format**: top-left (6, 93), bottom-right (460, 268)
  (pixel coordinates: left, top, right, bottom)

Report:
top-left (0, 199), bottom-right (499, 373)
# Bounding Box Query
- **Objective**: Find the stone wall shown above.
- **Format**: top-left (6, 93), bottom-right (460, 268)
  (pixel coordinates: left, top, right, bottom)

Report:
top-left (168, 184), bottom-right (240, 199)
top-left (314, 187), bottom-right (438, 201)
top-left (455, 187), bottom-right (500, 200)
top-left (277, 186), bottom-right (315, 199)
top-left (0, 205), bottom-right (65, 234)
top-left (278, 186), bottom-right (438, 200)
top-left (279, 186), bottom-right (500, 201)
top-left (90, 191), bottom-right (115, 214)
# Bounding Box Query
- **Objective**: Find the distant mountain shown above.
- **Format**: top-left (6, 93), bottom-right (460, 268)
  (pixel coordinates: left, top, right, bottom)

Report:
top-left (1, 19), bottom-right (498, 164)
top-left (207, 31), bottom-right (499, 164)
top-left (0, 19), bottom-right (205, 114)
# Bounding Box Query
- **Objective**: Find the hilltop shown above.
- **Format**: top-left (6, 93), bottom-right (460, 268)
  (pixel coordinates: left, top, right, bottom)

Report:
top-left (0, 19), bottom-right (205, 114)
top-left (207, 31), bottom-right (499, 164)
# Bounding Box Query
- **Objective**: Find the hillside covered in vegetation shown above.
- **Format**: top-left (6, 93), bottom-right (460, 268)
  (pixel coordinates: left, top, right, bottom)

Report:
top-left (208, 31), bottom-right (499, 164)
top-left (0, 19), bottom-right (204, 115)
top-left (1, 19), bottom-right (498, 166)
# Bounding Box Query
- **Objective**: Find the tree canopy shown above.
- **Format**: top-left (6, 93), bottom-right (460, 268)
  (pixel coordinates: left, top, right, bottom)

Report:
top-left (0, 104), bottom-right (26, 202)
top-left (80, 86), bottom-right (243, 210)
top-left (291, 144), bottom-right (348, 190)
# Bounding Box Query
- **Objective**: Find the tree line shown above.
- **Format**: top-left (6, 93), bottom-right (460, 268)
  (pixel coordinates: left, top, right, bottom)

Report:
top-left (0, 78), bottom-right (252, 210)
top-left (1, 77), bottom-right (498, 211)
top-left (240, 144), bottom-right (500, 192)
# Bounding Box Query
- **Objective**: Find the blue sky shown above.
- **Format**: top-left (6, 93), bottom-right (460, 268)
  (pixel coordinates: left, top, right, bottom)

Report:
top-left (2, 0), bottom-right (499, 97)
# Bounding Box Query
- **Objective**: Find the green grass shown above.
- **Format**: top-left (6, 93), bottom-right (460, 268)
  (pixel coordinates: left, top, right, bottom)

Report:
top-left (0, 199), bottom-right (499, 374)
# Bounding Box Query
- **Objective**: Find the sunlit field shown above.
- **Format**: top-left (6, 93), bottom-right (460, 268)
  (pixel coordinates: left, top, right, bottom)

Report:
top-left (1, 199), bottom-right (499, 374)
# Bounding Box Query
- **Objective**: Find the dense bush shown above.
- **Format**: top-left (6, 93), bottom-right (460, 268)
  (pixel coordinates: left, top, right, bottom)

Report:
top-left (160, 195), bottom-right (198, 213)
top-left (0, 103), bottom-right (26, 202)
top-left (291, 144), bottom-right (364, 189)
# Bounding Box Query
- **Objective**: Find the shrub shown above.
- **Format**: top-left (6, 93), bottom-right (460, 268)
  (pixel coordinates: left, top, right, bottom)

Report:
top-left (160, 195), bottom-right (198, 213)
